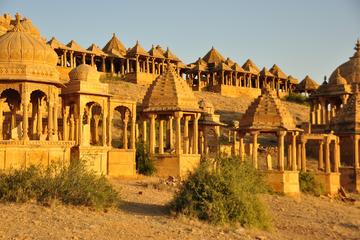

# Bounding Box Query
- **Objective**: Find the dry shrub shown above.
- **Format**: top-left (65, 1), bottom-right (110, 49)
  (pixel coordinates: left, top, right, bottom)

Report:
top-left (169, 157), bottom-right (271, 230)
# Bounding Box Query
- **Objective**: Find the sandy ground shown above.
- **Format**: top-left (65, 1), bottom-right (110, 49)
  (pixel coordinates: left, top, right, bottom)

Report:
top-left (0, 177), bottom-right (359, 240)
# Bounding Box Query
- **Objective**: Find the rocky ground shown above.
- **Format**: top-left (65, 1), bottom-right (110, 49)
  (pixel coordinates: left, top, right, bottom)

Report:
top-left (0, 176), bottom-right (359, 240)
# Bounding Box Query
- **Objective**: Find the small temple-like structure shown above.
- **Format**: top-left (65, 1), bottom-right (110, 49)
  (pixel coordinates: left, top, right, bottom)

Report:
top-left (295, 75), bottom-right (319, 95)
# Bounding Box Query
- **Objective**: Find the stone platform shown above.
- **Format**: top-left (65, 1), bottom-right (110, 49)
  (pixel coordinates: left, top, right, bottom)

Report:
top-left (152, 154), bottom-right (201, 178)
top-left (265, 170), bottom-right (300, 195)
top-left (315, 172), bottom-right (341, 195)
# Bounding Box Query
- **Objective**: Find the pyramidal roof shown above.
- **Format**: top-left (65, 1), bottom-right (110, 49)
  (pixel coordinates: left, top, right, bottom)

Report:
top-left (269, 64), bottom-right (287, 79)
top-left (331, 88), bottom-right (360, 133)
top-left (297, 75), bottom-right (319, 91)
top-left (239, 87), bottom-right (297, 131)
top-left (127, 40), bottom-right (149, 57)
top-left (242, 59), bottom-right (260, 74)
top-left (164, 47), bottom-right (180, 61)
top-left (142, 67), bottom-right (200, 113)
top-left (87, 43), bottom-right (106, 56)
top-left (47, 37), bottom-right (69, 49)
top-left (148, 45), bottom-right (164, 58)
top-left (259, 67), bottom-right (274, 77)
top-left (67, 40), bottom-right (86, 52)
top-left (102, 33), bottom-right (126, 55)
top-left (202, 47), bottom-right (225, 64)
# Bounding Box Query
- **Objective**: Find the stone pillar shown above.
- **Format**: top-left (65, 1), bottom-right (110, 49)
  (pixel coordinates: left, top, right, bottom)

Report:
top-left (53, 103), bottom-right (58, 140)
top-left (159, 119), bottom-right (164, 154)
top-left (318, 141), bottom-right (324, 170)
top-left (334, 138), bottom-right (340, 172)
top-left (252, 131), bottom-right (259, 169)
top-left (184, 116), bottom-right (190, 154)
top-left (232, 130), bottom-right (237, 156)
top-left (149, 114), bottom-right (156, 154)
top-left (192, 113), bottom-right (200, 154)
top-left (297, 143), bottom-right (301, 170)
top-left (90, 54), bottom-right (95, 66)
top-left (354, 135), bottom-right (359, 169)
top-left (277, 131), bottom-right (286, 171)
top-left (93, 115), bottom-right (100, 144)
top-left (63, 50), bottom-right (67, 67)
top-left (63, 106), bottom-right (69, 141)
top-left (102, 57), bottom-right (106, 72)
top-left (130, 118), bottom-right (136, 150)
top-left (102, 112), bottom-right (107, 146)
top-left (48, 102), bottom-right (54, 140)
top-left (37, 98), bottom-right (43, 137)
top-left (136, 56), bottom-right (140, 72)
top-left (82, 53), bottom-right (86, 64)
top-left (0, 99), bottom-right (4, 140)
top-left (70, 115), bottom-right (75, 141)
top-left (174, 112), bottom-right (183, 155)
top-left (301, 139), bottom-right (307, 172)
top-left (22, 102), bottom-right (29, 141)
top-left (325, 136), bottom-right (331, 173)
top-left (142, 119), bottom-right (147, 144)
top-left (110, 58), bottom-right (114, 74)
top-left (291, 132), bottom-right (298, 171)
top-left (167, 116), bottom-right (173, 149)
top-left (70, 51), bottom-right (74, 68)
top-left (239, 133), bottom-right (245, 161)
top-left (146, 57), bottom-right (149, 73)
top-left (122, 112), bottom-right (129, 149)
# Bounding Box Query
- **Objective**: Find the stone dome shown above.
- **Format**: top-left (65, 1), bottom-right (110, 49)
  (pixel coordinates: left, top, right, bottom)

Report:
top-left (328, 40), bottom-right (360, 84)
top-left (330, 69), bottom-right (348, 85)
top-left (0, 13), bottom-right (60, 83)
top-left (69, 64), bottom-right (100, 82)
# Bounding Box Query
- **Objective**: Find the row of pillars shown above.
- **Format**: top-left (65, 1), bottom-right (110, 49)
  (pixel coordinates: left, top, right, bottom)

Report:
top-left (310, 95), bottom-right (349, 125)
top-left (142, 112), bottom-right (200, 155)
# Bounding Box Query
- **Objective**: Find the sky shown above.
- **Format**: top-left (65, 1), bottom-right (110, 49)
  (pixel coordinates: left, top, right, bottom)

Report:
top-left (1, 0), bottom-right (359, 83)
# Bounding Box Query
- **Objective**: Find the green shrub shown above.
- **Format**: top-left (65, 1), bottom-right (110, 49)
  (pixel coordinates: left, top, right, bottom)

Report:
top-left (285, 93), bottom-right (309, 105)
top-left (136, 140), bottom-right (156, 176)
top-left (169, 157), bottom-right (271, 229)
top-left (0, 161), bottom-right (119, 209)
top-left (299, 171), bottom-right (324, 196)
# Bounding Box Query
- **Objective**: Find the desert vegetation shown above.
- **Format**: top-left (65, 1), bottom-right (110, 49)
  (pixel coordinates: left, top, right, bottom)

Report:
top-left (169, 157), bottom-right (271, 229)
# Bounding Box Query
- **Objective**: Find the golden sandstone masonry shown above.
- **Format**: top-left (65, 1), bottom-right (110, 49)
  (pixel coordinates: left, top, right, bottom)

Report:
top-left (0, 13), bottom-right (359, 194)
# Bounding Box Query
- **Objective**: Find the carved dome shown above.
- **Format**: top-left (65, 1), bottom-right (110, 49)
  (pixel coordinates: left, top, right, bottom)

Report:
top-left (0, 13), bottom-right (60, 84)
top-left (330, 69), bottom-right (348, 85)
top-left (328, 40), bottom-right (360, 84)
top-left (69, 64), bottom-right (100, 82)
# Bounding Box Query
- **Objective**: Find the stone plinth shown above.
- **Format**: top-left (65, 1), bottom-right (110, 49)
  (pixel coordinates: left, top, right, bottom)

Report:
top-left (0, 140), bottom-right (74, 170)
top-left (314, 172), bottom-right (340, 195)
top-left (153, 154), bottom-right (201, 178)
top-left (108, 149), bottom-right (136, 177)
top-left (71, 146), bottom-right (109, 175)
top-left (339, 167), bottom-right (360, 192)
top-left (209, 84), bottom-right (262, 98)
top-left (265, 170), bottom-right (300, 195)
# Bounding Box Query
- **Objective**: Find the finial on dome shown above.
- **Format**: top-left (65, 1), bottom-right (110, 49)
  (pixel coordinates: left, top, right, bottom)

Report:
top-left (136, 40), bottom-right (139, 45)
top-left (112, 33), bottom-right (116, 37)
top-left (15, 12), bottom-right (21, 23)
top-left (11, 12), bottom-right (24, 32)
top-left (355, 38), bottom-right (360, 52)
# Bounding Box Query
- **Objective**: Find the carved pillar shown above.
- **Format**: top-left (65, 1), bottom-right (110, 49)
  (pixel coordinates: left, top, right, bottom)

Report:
top-left (167, 116), bottom-right (173, 149)
top-left (130, 117), bottom-right (136, 150)
top-left (184, 116), bottom-right (190, 154)
top-left (142, 118), bottom-right (147, 144)
top-left (48, 101), bottom-right (54, 140)
top-left (297, 143), bottom-right (301, 170)
top-left (102, 57), bottom-right (106, 72)
top-left (174, 112), bottom-right (183, 155)
top-left (354, 135), bottom-right (359, 169)
top-left (291, 132), bottom-right (298, 171)
top-left (102, 111), bottom-right (107, 146)
top-left (123, 111), bottom-right (129, 149)
top-left (90, 54), bottom-right (95, 66)
top-left (70, 51), bottom-right (74, 68)
top-left (82, 53), bottom-right (86, 64)
top-left (110, 58), bottom-right (114, 74)
top-left (136, 56), bottom-right (140, 72)
top-left (53, 102), bottom-right (58, 140)
top-left (0, 99), bottom-right (4, 140)
top-left (252, 131), bottom-right (259, 169)
top-left (22, 102), bottom-right (29, 141)
top-left (318, 141), bottom-right (324, 170)
top-left (239, 133), bottom-right (245, 161)
top-left (63, 106), bottom-right (69, 141)
top-left (301, 139), bottom-right (307, 172)
top-left (325, 136), bottom-right (331, 173)
top-left (277, 131), bottom-right (286, 171)
top-left (192, 113), bottom-right (200, 154)
top-left (70, 115), bottom-right (75, 141)
top-left (93, 115), bottom-right (100, 144)
top-left (149, 113), bottom-right (156, 154)
top-left (159, 119), bottom-right (164, 154)
top-left (334, 137), bottom-right (340, 172)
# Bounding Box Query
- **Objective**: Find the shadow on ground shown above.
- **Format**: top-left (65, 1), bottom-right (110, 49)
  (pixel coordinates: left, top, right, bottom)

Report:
top-left (119, 200), bottom-right (169, 217)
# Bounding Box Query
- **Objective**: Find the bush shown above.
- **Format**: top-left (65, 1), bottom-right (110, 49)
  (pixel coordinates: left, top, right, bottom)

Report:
top-left (0, 161), bottom-right (119, 209)
top-left (136, 141), bottom-right (156, 176)
top-left (285, 93), bottom-right (309, 105)
top-left (299, 171), bottom-right (324, 196)
top-left (169, 157), bottom-right (271, 229)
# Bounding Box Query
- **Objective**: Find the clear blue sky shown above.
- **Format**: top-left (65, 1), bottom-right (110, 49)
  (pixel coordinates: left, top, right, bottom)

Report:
top-left (1, 0), bottom-right (359, 83)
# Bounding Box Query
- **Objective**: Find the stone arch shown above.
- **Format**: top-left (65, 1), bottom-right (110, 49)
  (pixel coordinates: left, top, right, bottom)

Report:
top-left (112, 105), bottom-right (131, 149)
top-left (85, 101), bottom-right (103, 146)
top-left (30, 90), bottom-right (47, 140)
top-left (0, 88), bottom-right (21, 140)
